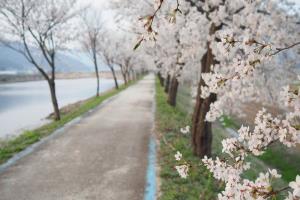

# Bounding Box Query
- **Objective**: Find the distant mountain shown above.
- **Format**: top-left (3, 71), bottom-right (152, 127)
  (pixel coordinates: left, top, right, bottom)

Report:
top-left (0, 42), bottom-right (110, 74)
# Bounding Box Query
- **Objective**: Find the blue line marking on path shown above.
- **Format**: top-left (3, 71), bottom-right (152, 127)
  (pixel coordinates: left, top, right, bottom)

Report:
top-left (144, 136), bottom-right (156, 200)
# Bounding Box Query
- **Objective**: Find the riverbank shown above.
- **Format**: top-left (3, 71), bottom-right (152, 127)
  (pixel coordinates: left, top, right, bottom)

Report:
top-left (0, 78), bottom-right (140, 165)
top-left (0, 78), bottom-right (120, 138)
top-left (0, 71), bottom-right (123, 84)
top-left (0, 75), bottom-right (154, 200)
top-left (155, 77), bottom-right (222, 200)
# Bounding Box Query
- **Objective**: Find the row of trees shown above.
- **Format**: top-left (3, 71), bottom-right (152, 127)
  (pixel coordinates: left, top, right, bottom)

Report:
top-left (0, 0), bottom-right (149, 121)
top-left (124, 0), bottom-right (300, 199)
top-left (137, 0), bottom-right (299, 157)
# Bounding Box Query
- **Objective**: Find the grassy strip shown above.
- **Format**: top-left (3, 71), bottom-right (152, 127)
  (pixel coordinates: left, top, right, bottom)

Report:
top-left (258, 145), bottom-right (300, 182)
top-left (155, 78), bottom-right (222, 200)
top-left (0, 79), bottom-right (140, 164)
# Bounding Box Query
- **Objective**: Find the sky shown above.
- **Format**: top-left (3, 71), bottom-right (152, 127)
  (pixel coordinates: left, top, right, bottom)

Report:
top-left (78, 0), bottom-right (119, 30)
top-left (289, 0), bottom-right (300, 5)
top-left (79, 0), bottom-right (109, 9)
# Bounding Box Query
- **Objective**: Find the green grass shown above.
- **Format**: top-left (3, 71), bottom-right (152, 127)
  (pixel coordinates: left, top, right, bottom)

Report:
top-left (0, 79), bottom-right (140, 164)
top-left (156, 78), bottom-right (222, 200)
top-left (219, 115), bottom-right (239, 129)
top-left (176, 84), bottom-right (193, 114)
top-left (258, 145), bottom-right (300, 182)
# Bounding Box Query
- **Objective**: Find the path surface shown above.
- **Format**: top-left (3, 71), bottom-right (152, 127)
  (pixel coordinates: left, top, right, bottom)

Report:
top-left (0, 75), bottom-right (155, 200)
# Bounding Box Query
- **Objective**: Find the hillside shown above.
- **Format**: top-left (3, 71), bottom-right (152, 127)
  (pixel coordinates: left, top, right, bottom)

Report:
top-left (0, 43), bottom-right (110, 74)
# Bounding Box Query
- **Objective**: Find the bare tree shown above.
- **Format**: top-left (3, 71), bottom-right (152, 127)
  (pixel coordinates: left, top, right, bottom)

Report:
top-left (98, 35), bottom-right (119, 89)
top-left (80, 11), bottom-right (103, 96)
top-left (116, 60), bottom-right (129, 85)
top-left (114, 43), bottom-right (133, 85)
top-left (0, 0), bottom-right (80, 120)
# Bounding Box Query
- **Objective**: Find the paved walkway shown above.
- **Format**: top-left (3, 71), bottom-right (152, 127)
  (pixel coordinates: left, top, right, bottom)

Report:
top-left (0, 75), bottom-right (155, 200)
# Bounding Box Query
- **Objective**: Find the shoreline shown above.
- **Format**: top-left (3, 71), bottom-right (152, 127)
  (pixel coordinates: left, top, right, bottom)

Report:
top-left (0, 78), bottom-right (124, 140)
top-left (0, 77), bottom-right (142, 165)
top-left (0, 79), bottom-right (123, 140)
top-left (0, 71), bottom-right (123, 84)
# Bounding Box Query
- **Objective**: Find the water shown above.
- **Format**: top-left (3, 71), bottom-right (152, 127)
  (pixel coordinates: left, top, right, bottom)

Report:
top-left (0, 78), bottom-right (117, 139)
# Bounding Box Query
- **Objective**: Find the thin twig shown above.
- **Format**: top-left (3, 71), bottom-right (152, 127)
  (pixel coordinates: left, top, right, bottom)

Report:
top-left (270, 41), bottom-right (300, 56)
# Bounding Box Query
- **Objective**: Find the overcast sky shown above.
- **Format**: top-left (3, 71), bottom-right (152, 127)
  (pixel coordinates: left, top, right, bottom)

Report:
top-left (79, 0), bottom-right (109, 8)
top-left (78, 0), bottom-right (119, 29)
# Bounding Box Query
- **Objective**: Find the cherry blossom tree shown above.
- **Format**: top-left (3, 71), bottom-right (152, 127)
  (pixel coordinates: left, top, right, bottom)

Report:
top-left (137, 0), bottom-right (300, 157)
top-left (97, 33), bottom-right (120, 90)
top-left (108, 0), bottom-right (160, 82)
top-left (135, 0), bottom-right (300, 199)
top-left (0, 0), bottom-right (80, 120)
top-left (135, 0), bottom-right (218, 156)
top-left (80, 9), bottom-right (103, 97)
top-left (114, 38), bottom-right (136, 85)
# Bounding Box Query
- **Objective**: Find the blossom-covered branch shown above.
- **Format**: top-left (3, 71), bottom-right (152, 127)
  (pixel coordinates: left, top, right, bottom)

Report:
top-left (134, 0), bottom-right (181, 50)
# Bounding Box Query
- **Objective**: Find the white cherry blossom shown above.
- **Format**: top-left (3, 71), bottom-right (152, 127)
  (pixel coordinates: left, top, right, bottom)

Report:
top-left (175, 165), bottom-right (189, 179)
top-left (174, 151), bottom-right (182, 161)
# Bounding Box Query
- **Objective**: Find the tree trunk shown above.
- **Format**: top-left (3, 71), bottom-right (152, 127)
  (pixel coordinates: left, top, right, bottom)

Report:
top-left (192, 53), bottom-right (214, 157)
top-left (96, 71), bottom-right (100, 96)
top-left (110, 67), bottom-right (119, 89)
top-left (126, 72), bottom-right (130, 82)
top-left (167, 76), bottom-right (179, 107)
top-left (93, 52), bottom-right (100, 97)
top-left (48, 79), bottom-right (61, 121)
top-left (164, 74), bottom-right (171, 93)
top-left (192, 24), bottom-right (217, 158)
top-left (94, 63), bottom-right (100, 97)
top-left (157, 72), bottom-right (164, 86)
top-left (122, 72), bottom-right (128, 85)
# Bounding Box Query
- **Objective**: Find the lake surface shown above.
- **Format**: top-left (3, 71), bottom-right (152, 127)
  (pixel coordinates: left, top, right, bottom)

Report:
top-left (0, 78), bottom-right (117, 139)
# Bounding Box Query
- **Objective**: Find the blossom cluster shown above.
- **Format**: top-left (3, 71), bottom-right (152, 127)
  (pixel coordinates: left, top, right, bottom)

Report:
top-left (197, 0), bottom-right (300, 120)
top-left (174, 151), bottom-right (189, 179)
top-left (201, 102), bottom-right (300, 199)
top-left (202, 117), bottom-right (300, 200)
top-left (180, 125), bottom-right (190, 135)
top-left (175, 119), bottom-right (300, 199)
top-left (200, 93), bottom-right (300, 198)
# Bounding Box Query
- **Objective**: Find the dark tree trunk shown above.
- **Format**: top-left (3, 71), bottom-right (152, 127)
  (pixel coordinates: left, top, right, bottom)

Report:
top-left (164, 74), bottom-right (171, 93)
top-left (192, 24), bottom-right (217, 158)
top-left (122, 72), bottom-right (128, 85)
top-left (191, 52), bottom-right (215, 158)
top-left (48, 79), bottom-right (61, 121)
top-left (126, 72), bottom-right (130, 82)
top-left (157, 72), bottom-right (164, 86)
top-left (95, 71), bottom-right (100, 96)
top-left (93, 54), bottom-right (100, 97)
top-left (167, 76), bottom-right (179, 107)
top-left (110, 67), bottom-right (119, 89)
